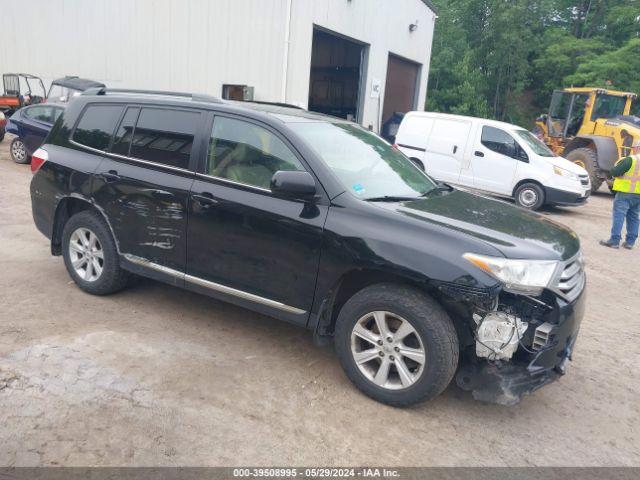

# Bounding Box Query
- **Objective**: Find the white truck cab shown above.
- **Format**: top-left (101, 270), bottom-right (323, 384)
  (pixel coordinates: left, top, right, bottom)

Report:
top-left (395, 112), bottom-right (591, 210)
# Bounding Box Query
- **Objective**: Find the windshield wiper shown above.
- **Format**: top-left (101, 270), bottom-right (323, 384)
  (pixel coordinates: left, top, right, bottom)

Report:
top-left (421, 182), bottom-right (454, 197)
top-left (364, 195), bottom-right (420, 202)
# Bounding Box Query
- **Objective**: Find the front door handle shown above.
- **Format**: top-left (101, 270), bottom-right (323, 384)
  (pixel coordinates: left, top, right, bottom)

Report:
top-left (474, 151), bottom-right (484, 157)
top-left (99, 170), bottom-right (120, 183)
top-left (453, 145), bottom-right (458, 154)
top-left (192, 192), bottom-right (218, 207)
top-left (149, 189), bottom-right (174, 200)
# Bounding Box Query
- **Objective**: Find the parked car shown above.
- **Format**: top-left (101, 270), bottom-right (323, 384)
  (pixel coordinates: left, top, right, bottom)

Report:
top-left (0, 111), bottom-right (6, 142)
top-left (6, 103), bottom-right (65, 164)
top-left (29, 89), bottom-right (586, 406)
top-left (395, 112), bottom-right (592, 210)
top-left (0, 73), bottom-right (46, 117)
top-left (47, 76), bottom-right (106, 104)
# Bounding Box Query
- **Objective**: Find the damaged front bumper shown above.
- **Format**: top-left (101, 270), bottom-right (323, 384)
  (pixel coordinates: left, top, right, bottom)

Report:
top-left (456, 284), bottom-right (586, 406)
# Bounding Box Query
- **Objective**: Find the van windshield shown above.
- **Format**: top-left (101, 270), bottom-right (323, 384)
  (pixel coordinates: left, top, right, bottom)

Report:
top-left (515, 129), bottom-right (556, 157)
top-left (289, 122), bottom-right (437, 200)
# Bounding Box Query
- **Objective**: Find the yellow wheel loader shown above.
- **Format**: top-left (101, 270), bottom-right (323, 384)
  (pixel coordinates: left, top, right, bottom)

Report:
top-left (534, 88), bottom-right (639, 191)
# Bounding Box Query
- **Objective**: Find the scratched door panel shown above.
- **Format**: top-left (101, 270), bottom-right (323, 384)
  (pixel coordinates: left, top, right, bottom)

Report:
top-left (92, 158), bottom-right (195, 270)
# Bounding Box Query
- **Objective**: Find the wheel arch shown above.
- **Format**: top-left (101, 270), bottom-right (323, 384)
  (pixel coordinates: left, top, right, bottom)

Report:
top-left (51, 196), bottom-right (118, 256)
top-left (512, 178), bottom-right (545, 198)
top-left (565, 135), bottom-right (618, 170)
top-left (312, 268), bottom-right (443, 341)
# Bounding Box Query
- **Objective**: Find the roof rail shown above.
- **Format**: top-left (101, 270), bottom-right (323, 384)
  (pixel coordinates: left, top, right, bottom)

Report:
top-left (82, 87), bottom-right (223, 104)
top-left (244, 100), bottom-right (304, 110)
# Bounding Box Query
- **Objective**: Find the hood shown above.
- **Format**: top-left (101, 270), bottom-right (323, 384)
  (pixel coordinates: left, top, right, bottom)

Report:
top-left (549, 156), bottom-right (589, 176)
top-left (377, 189), bottom-right (580, 261)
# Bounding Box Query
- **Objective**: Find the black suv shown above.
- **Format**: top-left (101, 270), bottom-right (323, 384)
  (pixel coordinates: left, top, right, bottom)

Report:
top-left (29, 89), bottom-right (586, 406)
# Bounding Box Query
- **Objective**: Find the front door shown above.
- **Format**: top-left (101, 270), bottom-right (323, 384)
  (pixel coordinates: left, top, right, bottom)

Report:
top-left (186, 114), bottom-right (327, 324)
top-left (470, 125), bottom-right (522, 195)
top-left (91, 105), bottom-right (202, 273)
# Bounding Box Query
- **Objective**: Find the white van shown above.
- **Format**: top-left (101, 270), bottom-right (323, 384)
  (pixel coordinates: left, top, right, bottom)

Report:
top-left (395, 112), bottom-right (591, 210)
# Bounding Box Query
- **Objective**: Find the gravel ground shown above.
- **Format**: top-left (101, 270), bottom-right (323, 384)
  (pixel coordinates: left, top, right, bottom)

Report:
top-left (0, 135), bottom-right (638, 467)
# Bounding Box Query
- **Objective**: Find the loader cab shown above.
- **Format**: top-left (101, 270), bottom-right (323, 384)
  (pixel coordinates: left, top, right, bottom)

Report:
top-left (547, 88), bottom-right (634, 140)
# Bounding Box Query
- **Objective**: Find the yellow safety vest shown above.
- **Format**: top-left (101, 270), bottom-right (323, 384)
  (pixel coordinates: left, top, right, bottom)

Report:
top-left (613, 155), bottom-right (640, 194)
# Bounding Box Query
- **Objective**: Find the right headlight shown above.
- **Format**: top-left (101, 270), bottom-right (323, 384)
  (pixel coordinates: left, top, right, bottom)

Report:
top-left (463, 253), bottom-right (560, 295)
top-left (553, 165), bottom-right (579, 182)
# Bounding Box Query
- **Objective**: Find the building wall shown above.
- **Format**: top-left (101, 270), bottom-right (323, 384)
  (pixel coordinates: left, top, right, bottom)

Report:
top-left (0, 0), bottom-right (435, 131)
top-left (287, 0), bottom-right (436, 130)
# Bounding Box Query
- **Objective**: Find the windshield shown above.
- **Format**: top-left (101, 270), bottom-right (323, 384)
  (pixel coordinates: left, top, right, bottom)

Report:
top-left (592, 94), bottom-right (627, 121)
top-left (47, 85), bottom-right (83, 103)
top-left (289, 122), bottom-right (437, 199)
top-left (515, 129), bottom-right (556, 157)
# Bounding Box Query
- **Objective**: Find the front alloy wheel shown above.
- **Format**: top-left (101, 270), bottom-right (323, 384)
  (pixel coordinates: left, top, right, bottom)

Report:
top-left (68, 227), bottom-right (104, 282)
top-left (334, 283), bottom-right (459, 406)
top-left (351, 311), bottom-right (426, 390)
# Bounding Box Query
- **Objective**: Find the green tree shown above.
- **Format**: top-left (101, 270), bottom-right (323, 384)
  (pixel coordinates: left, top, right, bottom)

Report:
top-left (565, 38), bottom-right (640, 92)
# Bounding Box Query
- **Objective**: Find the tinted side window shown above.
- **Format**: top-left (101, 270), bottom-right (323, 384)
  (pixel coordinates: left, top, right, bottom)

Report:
top-left (111, 107), bottom-right (139, 156)
top-left (208, 117), bottom-right (304, 189)
top-left (73, 105), bottom-right (124, 151)
top-left (130, 108), bottom-right (199, 169)
top-left (481, 126), bottom-right (519, 159)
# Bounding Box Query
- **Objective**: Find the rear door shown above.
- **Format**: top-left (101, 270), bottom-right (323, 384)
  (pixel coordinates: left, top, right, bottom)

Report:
top-left (423, 117), bottom-right (472, 184)
top-left (91, 105), bottom-right (202, 275)
top-left (21, 105), bottom-right (64, 153)
top-left (469, 125), bottom-right (524, 195)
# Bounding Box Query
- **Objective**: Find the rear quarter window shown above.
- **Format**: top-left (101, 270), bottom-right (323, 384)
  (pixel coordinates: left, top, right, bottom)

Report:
top-left (73, 104), bottom-right (124, 151)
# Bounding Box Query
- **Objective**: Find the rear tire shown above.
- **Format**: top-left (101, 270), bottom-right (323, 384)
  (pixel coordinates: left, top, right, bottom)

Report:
top-left (10, 137), bottom-right (29, 164)
top-left (334, 283), bottom-right (459, 406)
top-left (514, 182), bottom-right (545, 210)
top-left (62, 211), bottom-right (129, 295)
top-left (566, 147), bottom-right (602, 192)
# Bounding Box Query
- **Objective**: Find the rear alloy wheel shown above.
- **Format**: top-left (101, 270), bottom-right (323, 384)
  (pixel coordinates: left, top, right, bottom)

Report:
top-left (68, 227), bottom-right (104, 282)
top-left (62, 211), bottom-right (129, 295)
top-left (335, 284), bottom-right (458, 406)
top-left (566, 147), bottom-right (602, 192)
top-left (514, 182), bottom-right (545, 210)
top-left (10, 137), bottom-right (29, 164)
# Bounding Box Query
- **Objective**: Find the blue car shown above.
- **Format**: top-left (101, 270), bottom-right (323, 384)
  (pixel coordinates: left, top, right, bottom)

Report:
top-left (6, 103), bottom-right (65, 164)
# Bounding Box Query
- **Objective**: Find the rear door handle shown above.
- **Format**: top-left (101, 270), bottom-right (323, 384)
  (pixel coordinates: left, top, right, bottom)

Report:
top-left (453, 145), bottom-right (458, 154)
top-left (474, 151), bottom-right (484, 157)
top-left (192, 192), bottom-right (218, 207)
top-left (99, 170), bottom-right (120, 183)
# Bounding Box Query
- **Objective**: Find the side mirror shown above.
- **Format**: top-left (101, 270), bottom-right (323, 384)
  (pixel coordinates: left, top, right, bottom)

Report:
top-left (270, 170), bottom-right (317, 199)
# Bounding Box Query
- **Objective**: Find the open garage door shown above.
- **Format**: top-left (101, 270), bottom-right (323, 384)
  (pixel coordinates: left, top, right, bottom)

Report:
top-left (382, 54), bottom-right (421, 139)
top-left (308, 28), bottom-right (366, 122)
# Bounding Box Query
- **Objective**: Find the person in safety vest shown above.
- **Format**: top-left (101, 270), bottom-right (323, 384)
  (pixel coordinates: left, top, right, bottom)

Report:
top-left (600, 146), bottom-right (640, 249)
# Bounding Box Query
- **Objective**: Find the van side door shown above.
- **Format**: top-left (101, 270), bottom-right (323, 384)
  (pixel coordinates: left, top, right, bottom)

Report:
top-left (91, 105), bottom-right (202, 278)
top-left (423, 117), bottom-right (472, 184)
top-left (470, 125), bottom-right (526, 195)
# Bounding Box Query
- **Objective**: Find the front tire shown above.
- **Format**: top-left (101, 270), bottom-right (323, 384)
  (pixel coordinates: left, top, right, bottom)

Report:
top-left (514, 182), bottom-right (545, 210)
top-left (566, 147), bottom-right (603, 192)
top-left (62, 211), bottom-right (129, 295)
top-left (10, 137), bottom-right (29, 164)
top-left (334, 284), bottom-right (459, 406)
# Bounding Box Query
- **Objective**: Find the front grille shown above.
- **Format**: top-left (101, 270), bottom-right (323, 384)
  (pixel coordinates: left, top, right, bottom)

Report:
top-left (553, 252), bottom-right (586, 302)
top-left (579, 175), bottom-right (590, 186)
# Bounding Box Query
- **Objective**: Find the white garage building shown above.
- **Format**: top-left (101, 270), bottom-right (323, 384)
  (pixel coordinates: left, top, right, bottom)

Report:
top-left (1, 0), bottom-right (436, 132)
